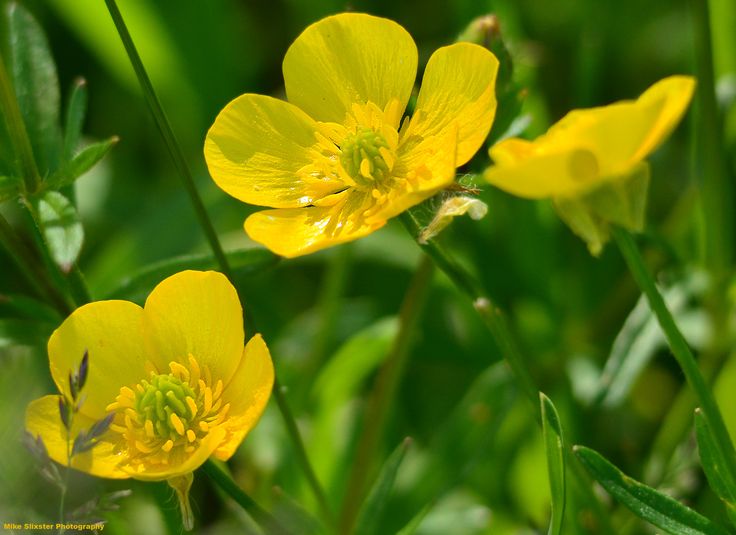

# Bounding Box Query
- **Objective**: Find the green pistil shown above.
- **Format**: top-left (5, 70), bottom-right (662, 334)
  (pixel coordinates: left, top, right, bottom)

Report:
top-left (135, 374), bottom-right (195, 437)
top-left (339, 127), bottom-right (391, 187)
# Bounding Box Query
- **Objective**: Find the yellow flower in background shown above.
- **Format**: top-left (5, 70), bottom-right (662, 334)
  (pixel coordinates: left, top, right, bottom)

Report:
top-left (26, 271), bottom-right (273, 527)
top-left (483, 76), bottom-right (695, 199)
top-left (205, 13), bottom-right (499, 258)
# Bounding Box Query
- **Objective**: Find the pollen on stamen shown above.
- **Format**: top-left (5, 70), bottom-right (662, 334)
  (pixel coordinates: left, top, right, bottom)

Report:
top-left (170, 413), bottom-right (185, 436)
top-left (162, 440), bottom-right (174, 452)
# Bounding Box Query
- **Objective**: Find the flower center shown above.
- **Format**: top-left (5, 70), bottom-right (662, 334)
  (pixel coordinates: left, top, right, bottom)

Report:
top-left (107, 355), bottom-right (230, 470)
top-left (339, 127), bottom-right (395, 187)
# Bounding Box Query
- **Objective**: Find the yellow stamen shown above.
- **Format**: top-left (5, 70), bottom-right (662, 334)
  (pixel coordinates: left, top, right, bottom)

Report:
top-left (162, 440), bottom-right (174, 452)
top-left (135, 440), bottom-right (154, 453)
top-left (204, 387), bottom-right (213, 414)
top-left (185, 396), bottom-right (198, 417)
top-left (198, 421), bottom-right (209, 432)
top-left (186, 429), bottom-right (196, 443)
top-left (213, 379), bottom-right (223, 400)
top-left (170, 413), bottom-right (185, 436)
top-left (144, 420), bottom-right (155, 438)
top-left (188, 354), bottom-right (200, 386)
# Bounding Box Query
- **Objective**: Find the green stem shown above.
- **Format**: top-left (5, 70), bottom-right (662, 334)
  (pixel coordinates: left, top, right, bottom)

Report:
top-left (0, 48), bottom-right (41, 193)
top-left (272, 377), bottom-right (336, 531)
top-left (690, 0), bottom-right (733, 275)
top-left (0, 212), bottom-right (73, 314)
top-left (612, 226), bottom-right (736, 482)
top-left (201, 459), bottom-right (292, 535)
top-left (399, 211), bottom-right (539, 413)
top-left (102, 0), bottom-right (232, 278)
top-left (338, 255), bottom-right (435, 534)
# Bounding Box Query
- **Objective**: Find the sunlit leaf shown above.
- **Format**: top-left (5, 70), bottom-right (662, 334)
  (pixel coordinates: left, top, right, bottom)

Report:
top-left (541, 393), bottom-right (566, 535)
top-left (32, 190), bottom-right (83, 272)
top-left (575, 445), bottom-right (730, 535)
top-left (46, 136), bottom-right (118, 190)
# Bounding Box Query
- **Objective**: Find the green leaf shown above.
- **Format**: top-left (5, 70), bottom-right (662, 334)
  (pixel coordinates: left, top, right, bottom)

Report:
top-left (63, 77), bottom-right (88, 160)
top-left (3, 2), bottom-right (62, 175)
top-left (541, 393), bottom-right (566, 535)
top-left (46, 136), bottom-right (118, 190)
top-left (353, 438), bottom-right (412, 535)
top-left (396, 503), bottom-right (432, 535)
top-left (32, 190), bottom-right (83, 272)
top-left (106, 247), bottom-right (279, 299)
top-left (0, 293), bottom-right (61, 323)
top-left (694, 409), bottom-right (736, 526)
top-left (0, 318), bottom-right (54, 348)
top-left (575, 445), bottom-right (730, 535)
top-left (0, 174), bottom-right (22, 202)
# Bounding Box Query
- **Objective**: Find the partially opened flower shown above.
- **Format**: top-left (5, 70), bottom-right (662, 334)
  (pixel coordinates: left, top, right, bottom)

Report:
top-left (26, 271), bottom-right (274, 528)
top-left (483, 76), bottom-right (695, 253)
top-left (205, 13), bottom-right (499, 258)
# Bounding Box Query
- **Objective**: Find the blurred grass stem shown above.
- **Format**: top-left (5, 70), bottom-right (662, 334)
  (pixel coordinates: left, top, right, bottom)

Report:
top-left (0, 51), bottom-right (41, 193)
top-left (273, 377), bottom-right (336, 531)
top-left (103, 0), bottom-right (232, 279)
top-left (339, 255), bottom-right (434, 534)
top-left (613, 227), bottom-right (736, 483)
top-left (201, 460), bottom-right (292, 535)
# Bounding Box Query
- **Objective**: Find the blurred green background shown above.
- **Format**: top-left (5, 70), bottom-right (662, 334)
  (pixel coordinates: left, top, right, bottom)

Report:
top-left (1, 0), bottom-right (735, 533)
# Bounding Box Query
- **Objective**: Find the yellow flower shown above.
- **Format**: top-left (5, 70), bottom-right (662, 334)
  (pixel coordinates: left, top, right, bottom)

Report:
top-left (483, 76), bottom-right (695, 199)
top-left (205, 13), bottom-right (499, 258)
top-left (25, 271), bottom-right (273, 524)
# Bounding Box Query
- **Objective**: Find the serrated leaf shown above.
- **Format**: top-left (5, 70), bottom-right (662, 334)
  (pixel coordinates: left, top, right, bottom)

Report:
top-left (353, 438), bottom-right (412, 535)
top-left (0, 317), bottom-right (54, 347)
top-left (3, 2), bottom-right (62, 175)
top-left (0, 174), bottom-right (22, 201)
top-left (63, 77), bottom-right (87, 160)
top-left (33, 190), bottom-right (83, 271)
top-left (694, 409), bottom-right (736, 526)
top-left (575, 445), bottom-right (730, 535)
top-left (106, 247), bottom-right (279, 299)
top-left (46, 136), bottom-right (117, 190)
top-left (541, 393), bottom-right (566, 535)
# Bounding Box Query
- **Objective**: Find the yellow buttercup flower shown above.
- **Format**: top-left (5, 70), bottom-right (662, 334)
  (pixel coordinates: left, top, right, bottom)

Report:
top-left (26, 271), bottom-right (273, 526)
top-left (205, 13), bottom-right (499, 258)
top-left (484, 76), bottom-right (695, 199)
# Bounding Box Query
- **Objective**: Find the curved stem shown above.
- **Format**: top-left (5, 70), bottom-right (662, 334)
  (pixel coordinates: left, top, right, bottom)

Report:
top-left (103, 0), bottom-right (232, 279)
top-left (399, 211), bottom-right (539, 414)
top-left (339, 255), bottom-right (435, 534)
top-left (612, 226), bottom-right (736, 483)
top-left (272, 378), bottom-right (336, 531)
top-left (201, 459), bottom-right (292, 535)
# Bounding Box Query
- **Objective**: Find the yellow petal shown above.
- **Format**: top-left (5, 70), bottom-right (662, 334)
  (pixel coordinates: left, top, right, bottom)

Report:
top-left (26, 395), bottom-right (129, 479)
top-left (244, 192), bottom-right (384, 258)
top-left (205, 94), bottom-right (345, 208)
top-left (408, 43), bottom-right (499, 166)
top-left (124, 427), bottom-right (226, 481)
top-left (143, 271), bottom-right (243, 387)
top-left (283, 13), bottom-right (417, 125)
top-left (485, 139), bottom-right (600, 199)
top-left (214, 334), bottom-right (274, 461)
top-left (48, 300), bottom-right (148, 420)
top-left (632, 75), bottom-right (696, 161)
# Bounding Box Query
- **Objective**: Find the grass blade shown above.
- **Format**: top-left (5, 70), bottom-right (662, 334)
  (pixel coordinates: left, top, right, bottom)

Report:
top-left (541, 393), bottom-right (566, 535)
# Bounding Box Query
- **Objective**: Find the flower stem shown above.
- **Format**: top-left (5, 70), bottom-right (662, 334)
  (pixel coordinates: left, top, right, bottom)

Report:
top-left (102, 0), bottom-right (232, 279)
top-left (612, 226), bottom-right (736, 482)
top-left (272, 378), bottom-right (336, 531)
top-left (339, 255), bottom-right (435, 534)
top-left (399, 211), bottom-right (539, 412)
top-left (201, 459), bottom-right (292, 535)
top-left (0, 48), bottom-right (41, 193)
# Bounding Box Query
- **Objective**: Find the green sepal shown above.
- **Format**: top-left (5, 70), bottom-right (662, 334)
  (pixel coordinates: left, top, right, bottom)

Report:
top-left (694, 409), bottom-right (736, 527)
top-left (554, 162), bottom-right (650, 256)
top-left (32, 190), bottom-right (84, 272)
top-left (168, 472), bottom-right (194, 531)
